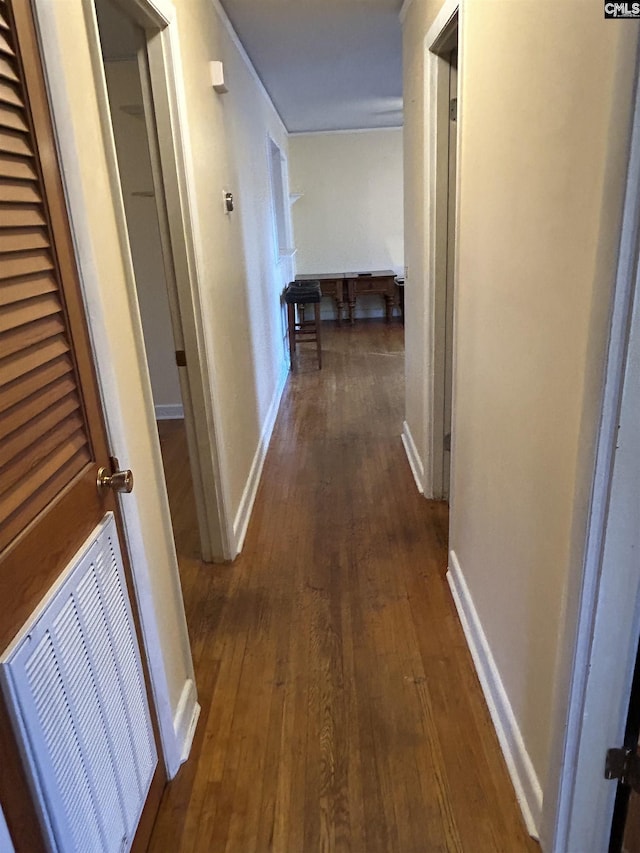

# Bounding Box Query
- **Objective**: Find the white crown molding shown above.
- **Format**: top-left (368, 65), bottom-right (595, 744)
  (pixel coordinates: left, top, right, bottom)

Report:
top-left (290, 125), bottom-right (403, 138)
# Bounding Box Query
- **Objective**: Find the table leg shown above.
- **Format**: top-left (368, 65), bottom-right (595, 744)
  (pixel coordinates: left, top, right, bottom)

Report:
top-left (315, 302), bottom-right (322, 369)
top-left (385, 294), bottom-right (394, 323)
top-left (287, 302), bottom-right (296, 370)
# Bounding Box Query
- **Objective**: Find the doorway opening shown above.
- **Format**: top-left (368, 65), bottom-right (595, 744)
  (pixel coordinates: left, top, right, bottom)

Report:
top-left (92, 0), bottom-right (222, 561)
top-left (429, 14), bottom-right (459, 502)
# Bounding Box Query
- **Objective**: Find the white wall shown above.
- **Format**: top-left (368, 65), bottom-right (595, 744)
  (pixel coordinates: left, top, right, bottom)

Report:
top-left (105, 61), bottom-right (183, 416)
top-left (403, 0), bottom-right (638, 839)
top-left (290, 129), bottom-right (404, 319)
top-left (172, 0), bottom-right (292, 521)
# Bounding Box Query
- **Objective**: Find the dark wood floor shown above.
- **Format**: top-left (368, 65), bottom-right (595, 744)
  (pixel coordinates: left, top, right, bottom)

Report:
top-left (150, 321), bottom-right (539, 853)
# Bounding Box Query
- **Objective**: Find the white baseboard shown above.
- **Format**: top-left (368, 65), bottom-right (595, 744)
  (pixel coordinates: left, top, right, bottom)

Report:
top-left (232, 360), bottom-right (289, 556)
top-left (172, 678), bottom-right (200, 774)
top-left (155, 404), bottom-right (185, 420)
top-left (447, 550), bottom-right (543, 839)
top-left (402, 420), bottom-right (424, 494)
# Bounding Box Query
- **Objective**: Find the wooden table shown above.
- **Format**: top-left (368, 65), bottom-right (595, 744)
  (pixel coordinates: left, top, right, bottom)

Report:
top-left (344, 270), bottom-right (398, 324)
top-left (295, 270), bottom-right (400, 324)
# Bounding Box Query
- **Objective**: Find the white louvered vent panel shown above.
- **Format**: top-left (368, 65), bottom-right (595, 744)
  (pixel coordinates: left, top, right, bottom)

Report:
top-left (25, 627), bottom-right (106, 852)
top-left (0, 513), bottom-right (157, 853)
top-left (94, 536), bottom-right (156, 792)
top-left (52, 596), bottom-right (125, 848)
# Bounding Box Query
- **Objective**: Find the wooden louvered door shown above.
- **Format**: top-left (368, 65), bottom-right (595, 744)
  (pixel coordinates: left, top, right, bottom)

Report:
top-left (0, 0), bottom-right (165, 850)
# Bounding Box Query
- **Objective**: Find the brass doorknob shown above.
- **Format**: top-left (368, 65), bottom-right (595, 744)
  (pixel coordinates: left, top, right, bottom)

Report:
top-left (97, 466), bottom-right (134, 494)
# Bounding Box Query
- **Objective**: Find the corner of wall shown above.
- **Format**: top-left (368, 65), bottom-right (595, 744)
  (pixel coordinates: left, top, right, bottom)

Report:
top-left (402, 420), bottom-right (425, 494)
top-left (171, 678), bottom-right (201, 775)
top-left (231, 358), bottom-right (290, 556)
top-left (447, 550), bottom-right (543, 839)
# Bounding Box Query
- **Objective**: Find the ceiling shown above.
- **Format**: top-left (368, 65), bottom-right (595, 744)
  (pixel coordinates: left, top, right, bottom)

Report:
top-left (95, 0), bottom-right (404, 134)
top-left (218, 0), bottom-right (404, 133)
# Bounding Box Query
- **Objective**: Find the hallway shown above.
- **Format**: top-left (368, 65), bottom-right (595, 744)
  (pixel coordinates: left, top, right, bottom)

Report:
top-left (150, 321), bottom-right (538, 852)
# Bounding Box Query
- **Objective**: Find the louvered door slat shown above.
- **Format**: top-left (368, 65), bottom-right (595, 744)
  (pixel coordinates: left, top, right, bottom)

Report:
top-left (0, 33), bottom-right (13, 59)
top-left (0, 79), bottom-right (21, 108)
top-left (0, 129), bottom-right (30, 156)
top-left (0, 202), bottom-right (44, 226)
top-left (0, 351), bottom-right (72, 409)
top-left (0, 447), bottom-right (89, 549)
top-left (1, 314), bottom-right (65, 357)
top-left (0, 227), bottom-right (48, 252)
top-left (0, 181), bottom-right (40, 203)
top-left (1, 336), bottom-right (69, 386)
top-left (0, 394), bottom-right (80, 467)
top-left (0, 291), bottom-right (61, 332)
top-left (0, 432), bottom-right (88, 519)
top-left (0, 374), bottom-right (76, 438)
top-left (0, 270), bottom-right (57, 305)
top-left (0, 104), bottom-right (27, 133)
top-left (0, 249), bottom-right (51, 279)
top-left (0, 56), bottom-right (17, 83)
top-left (0, 156), bottom-right (37, 179)
top-left (0, 419), bottom-right (84, 496)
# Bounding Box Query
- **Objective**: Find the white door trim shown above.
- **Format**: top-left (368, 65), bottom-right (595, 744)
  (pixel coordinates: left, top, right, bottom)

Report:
top-left (87, 0), bottom-right (234, 562)
top-left (421, 0), bottom-right (462, 500)
top-left (141, 13), bottom-right (234, 560)
top-left (541, 55), bottom-right (640, 852)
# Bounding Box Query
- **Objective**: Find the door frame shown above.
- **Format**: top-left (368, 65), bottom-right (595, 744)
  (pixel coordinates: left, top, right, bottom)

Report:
top-left (29, 0), bottom-right (204, 776)
top-left (414, 0), bottom-right (462, 500)
top-left (540, 54), bottom-right (640, 852)
top-left (86, 0), bottom-right (234, 564)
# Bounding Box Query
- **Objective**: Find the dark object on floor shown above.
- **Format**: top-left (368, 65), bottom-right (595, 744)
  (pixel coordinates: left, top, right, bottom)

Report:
top-left (284, 281), bottom-right (322, 370)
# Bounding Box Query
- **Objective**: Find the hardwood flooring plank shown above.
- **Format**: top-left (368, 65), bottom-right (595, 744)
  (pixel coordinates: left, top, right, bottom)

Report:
top-left (149, 320), bottom-right (540, 853)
